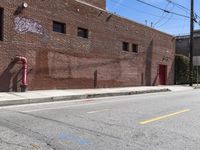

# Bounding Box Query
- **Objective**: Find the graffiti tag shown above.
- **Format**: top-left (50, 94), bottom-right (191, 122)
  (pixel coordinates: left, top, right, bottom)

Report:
top-left (14, 16), bottom-right (44, 35)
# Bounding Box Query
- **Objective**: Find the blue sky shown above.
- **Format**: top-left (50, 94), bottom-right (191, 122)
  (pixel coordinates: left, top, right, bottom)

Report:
top-left (106, 0), bottom-right (200, 35)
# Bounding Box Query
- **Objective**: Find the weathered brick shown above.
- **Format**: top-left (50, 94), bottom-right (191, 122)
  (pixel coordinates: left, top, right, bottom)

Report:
top-left (0, 0), bottom-right (175, 91)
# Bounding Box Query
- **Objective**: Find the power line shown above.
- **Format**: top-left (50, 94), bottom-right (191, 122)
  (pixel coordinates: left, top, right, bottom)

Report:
top-left (156, 5), bottom-right (175, 28)
top-left (153, 2), bottom-right (171, 27)
top-left (154, 2), bottom-right (176, 28)
top-left (136, 0), bottom-right (190, 18)
top-left (109, 0), bottom-right (169, 19)
top-left (109, 0), bottom-right (187, 20)
top-left (164, 0), bottom-right (191, 32)
top-left (166, 0), bottom-right (190, 12)
top-left (156, 14), bottom-right (174, 28)
top-left (165, 0), bottom-right (200, 24)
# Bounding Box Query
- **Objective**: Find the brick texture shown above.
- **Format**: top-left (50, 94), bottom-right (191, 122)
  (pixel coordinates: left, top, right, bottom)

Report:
top-left (0, 0), bottom-right (175, 91)
top-left (80, 0), bottom-right (106, 9)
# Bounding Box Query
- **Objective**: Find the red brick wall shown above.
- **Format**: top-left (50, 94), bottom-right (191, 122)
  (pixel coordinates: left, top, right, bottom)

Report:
top-left (0, 0), bottom-right (175, 91)
top-left (79, 0), bottom-right (106, 9)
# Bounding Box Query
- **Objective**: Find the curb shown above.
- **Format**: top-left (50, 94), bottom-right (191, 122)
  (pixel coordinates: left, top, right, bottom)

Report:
top-left (0, 89), bottom-right (170, 106)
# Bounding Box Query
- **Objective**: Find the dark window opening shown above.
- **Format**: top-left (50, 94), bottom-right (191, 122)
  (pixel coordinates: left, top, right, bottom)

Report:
top-left (132, 43), bottom-right (138, 53)
top-left (53, 21), bottom-right (66, 34)
top-left (122, 42), bottom-right (129, 51)
top-left (77, 27), bottom-right (88, 38)
top-left (0, 8), bottom-right (4, 41)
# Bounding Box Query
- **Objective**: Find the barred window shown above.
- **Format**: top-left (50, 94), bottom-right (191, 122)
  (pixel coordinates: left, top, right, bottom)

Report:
top-left (53, 21), bottom-right (66, 34)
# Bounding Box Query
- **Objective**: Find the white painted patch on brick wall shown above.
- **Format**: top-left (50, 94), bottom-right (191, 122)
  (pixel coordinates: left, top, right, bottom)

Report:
top-left (14, 16), bottom-right (44, 35)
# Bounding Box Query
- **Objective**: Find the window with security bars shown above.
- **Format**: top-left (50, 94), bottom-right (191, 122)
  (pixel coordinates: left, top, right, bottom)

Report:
top-left (132, 43), bottom-right (138, 53)
top-left (53, 21), bottom-right (66, 34)
top-left (122, 42), bottom-right (129, 51)
top-left (77, 27), bottom-right (88, 38)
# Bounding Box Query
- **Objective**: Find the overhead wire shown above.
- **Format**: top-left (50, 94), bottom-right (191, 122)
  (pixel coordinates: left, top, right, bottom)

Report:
top-left (165, 0), bottom-right (200, 25)
top-left (153, 2), bottom-right (172, 27)
top-left (164, 0), bottom-right (190, 32)
top-left (109, 0), bottom-right (198, 34)
top-left (109, 0), bottom-right (169, 19)
top-left (156, 4), bottom-right (175, 28)
top-left (135, 0), bottom-right (190, 18)
top-left (135, 0), bottom-right (200, 29)
top-left (166, 0), bottom-right (190, 12)
top-left (109, 0), bottom-right (187, 20)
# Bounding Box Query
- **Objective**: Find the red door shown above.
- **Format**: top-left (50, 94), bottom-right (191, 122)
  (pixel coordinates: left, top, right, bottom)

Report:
top-left (159, 65), bottom-right (167, 85)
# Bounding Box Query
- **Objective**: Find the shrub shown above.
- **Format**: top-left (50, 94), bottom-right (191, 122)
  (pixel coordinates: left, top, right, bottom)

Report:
top-left (175, 54), bottom-right (200, 84)
top-left (175, 54), bottom-right (189, 84)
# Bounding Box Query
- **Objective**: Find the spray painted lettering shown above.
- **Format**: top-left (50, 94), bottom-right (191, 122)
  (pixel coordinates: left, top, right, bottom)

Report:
top-left (14, 17), bottom-right (44, 35)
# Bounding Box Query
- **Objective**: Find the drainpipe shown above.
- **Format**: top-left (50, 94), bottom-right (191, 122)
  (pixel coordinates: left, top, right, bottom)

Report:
top-left (14, 56), bottom-right (28, 92)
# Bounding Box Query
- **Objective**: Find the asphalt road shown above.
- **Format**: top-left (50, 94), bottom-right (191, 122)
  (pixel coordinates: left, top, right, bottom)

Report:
top-left (0, 89), bottom-right (200, 150)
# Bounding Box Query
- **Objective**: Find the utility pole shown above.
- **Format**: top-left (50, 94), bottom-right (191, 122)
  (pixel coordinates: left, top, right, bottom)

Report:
top-left (189, 0), bottom-right (194, 86)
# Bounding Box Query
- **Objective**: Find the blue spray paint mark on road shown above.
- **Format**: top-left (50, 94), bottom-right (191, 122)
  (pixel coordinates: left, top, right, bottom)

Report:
top-left (59, 133), bottom-right (89, 145)
top-left (78, 138), bottom-right (89, 145)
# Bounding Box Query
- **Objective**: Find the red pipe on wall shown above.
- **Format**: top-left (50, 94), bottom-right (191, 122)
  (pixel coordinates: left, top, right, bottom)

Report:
top-left (15, 56), bottom-right (28, 92)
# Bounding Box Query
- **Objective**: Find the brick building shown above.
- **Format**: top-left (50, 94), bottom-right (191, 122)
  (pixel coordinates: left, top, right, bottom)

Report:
top-left (0, 0), bottom-right (175, 92)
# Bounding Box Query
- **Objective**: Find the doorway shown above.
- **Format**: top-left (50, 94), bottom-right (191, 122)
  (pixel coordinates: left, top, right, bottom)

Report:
top-left (159, 65), bottom-right (167, 85)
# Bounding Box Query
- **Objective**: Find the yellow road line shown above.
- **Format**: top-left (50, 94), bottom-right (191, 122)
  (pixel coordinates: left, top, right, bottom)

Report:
top-left (140, 109), bottom-right (190, 125)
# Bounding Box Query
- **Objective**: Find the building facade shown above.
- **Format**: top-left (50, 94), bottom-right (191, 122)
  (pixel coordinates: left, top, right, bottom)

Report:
top-left (0, 0), bottom-right (175, 92)
top-left (176, 30), bottom-right (200, 57)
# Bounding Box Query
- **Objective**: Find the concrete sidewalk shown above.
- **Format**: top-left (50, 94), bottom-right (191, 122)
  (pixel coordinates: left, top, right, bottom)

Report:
top-left (0, 85), bottom-right (195, 106)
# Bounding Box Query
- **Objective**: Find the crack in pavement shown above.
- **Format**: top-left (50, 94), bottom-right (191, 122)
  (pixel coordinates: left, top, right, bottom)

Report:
top-left (0, 137), bottom-right (30, 149)
top-left (0, 118), bottom-right (61, 150)
top-left (14, 110), bottom-right (122, 140)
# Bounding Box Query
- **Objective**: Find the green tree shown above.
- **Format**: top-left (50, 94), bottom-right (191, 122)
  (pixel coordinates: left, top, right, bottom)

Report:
top-left (175, 54), bottom-right (200, 84)
top-left (175, 54), bottom-right (189, 84)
